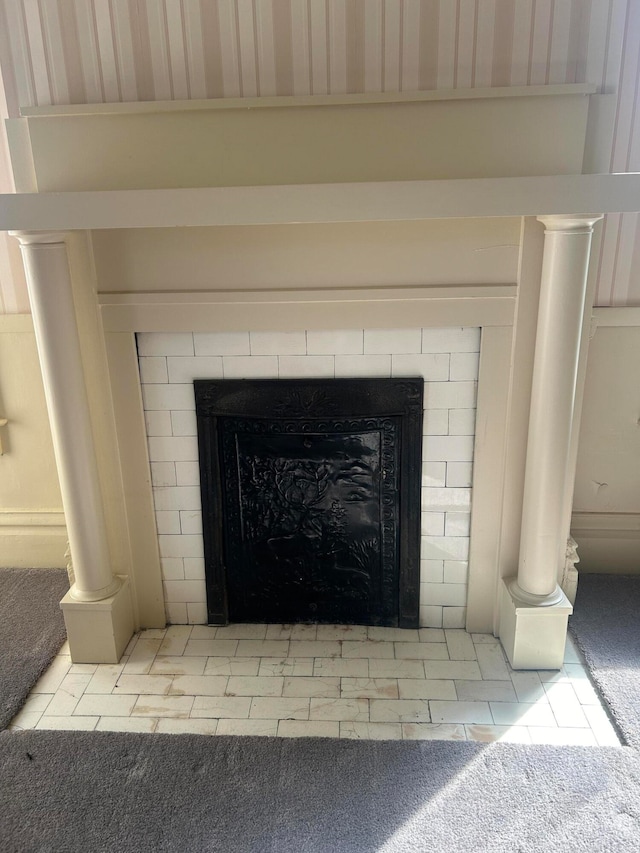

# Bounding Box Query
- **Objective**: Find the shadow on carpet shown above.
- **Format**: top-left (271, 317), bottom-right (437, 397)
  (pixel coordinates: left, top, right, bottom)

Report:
top-left (1, 731), bottom-right (640, 852)
top-left (0, 568), bottom-right (68, 730)
top-left (569, 574), bottom-right (640, 749)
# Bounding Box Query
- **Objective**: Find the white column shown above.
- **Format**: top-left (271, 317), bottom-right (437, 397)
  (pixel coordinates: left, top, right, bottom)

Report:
top-left (12, 231), bottom-right (119, 601)
top-left (12, 231), bottom-right (134, 663)
top-left (500, 214), bottom-right (602, 669)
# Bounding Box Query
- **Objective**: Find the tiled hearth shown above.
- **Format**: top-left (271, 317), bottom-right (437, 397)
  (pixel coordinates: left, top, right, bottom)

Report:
top-left (12, 626), bottom-right (620, 747)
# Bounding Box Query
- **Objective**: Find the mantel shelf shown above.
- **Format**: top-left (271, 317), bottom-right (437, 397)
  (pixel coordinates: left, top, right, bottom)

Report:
top-left (1, 173), bottom-right (638, 233)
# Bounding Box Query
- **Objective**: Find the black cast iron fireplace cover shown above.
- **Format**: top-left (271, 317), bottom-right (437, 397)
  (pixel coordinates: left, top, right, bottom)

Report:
top-left (195, 378), bottom-right (423, 628)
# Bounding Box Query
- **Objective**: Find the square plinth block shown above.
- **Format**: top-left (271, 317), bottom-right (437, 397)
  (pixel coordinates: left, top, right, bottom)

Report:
top-left (60, 576), bottom-right (135, 664)
top-left (499, 578), bottom-right (573, 670)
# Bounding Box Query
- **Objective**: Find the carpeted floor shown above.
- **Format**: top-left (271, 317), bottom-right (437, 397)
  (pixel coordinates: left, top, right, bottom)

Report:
top-left (0, 568), bottom-right (68, 731)
top-left (569, 574), bottom-right (640, 750)
top-left (3, 570), bottom-right (640, 850)
top-left (1, 730), bottom-right (640, 852)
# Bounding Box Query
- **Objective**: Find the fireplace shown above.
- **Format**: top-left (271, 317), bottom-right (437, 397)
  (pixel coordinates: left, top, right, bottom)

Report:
top-left (138, 326), bottom-right (479, 631)
top-left (194, 378), bottom-right (423, 628)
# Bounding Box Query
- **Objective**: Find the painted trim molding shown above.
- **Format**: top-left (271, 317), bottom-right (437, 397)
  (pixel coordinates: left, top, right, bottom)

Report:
top-left (592, 307), bottom-right (640, 328)
top-left (1, 174), bottom-right (638, 233)
top-left (99, 285), bottom-right (517, 333)
top-left (0, 510), bottom-right (67, 568)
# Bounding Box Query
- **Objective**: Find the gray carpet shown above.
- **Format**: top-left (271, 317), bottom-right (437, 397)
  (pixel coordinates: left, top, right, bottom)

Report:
top-left (0, 568), bottom-right (68, 731)
top-left (1, 730), bottom-right (640, 852)
top-left (569, 574), bottom-right (640, 749)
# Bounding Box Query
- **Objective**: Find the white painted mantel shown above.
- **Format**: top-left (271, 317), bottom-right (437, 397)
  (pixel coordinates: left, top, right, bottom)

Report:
top-left (1, 88), bottom-right (636, 666)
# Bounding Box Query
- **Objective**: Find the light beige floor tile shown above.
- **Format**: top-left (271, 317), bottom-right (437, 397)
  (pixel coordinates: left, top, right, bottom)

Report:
top-left (216, 719), bottom-right (278, 736)
top-left (58, 640), bottom-right (70, 655)
top-left (265, 624), bottom-right (293, 640)
top-left (395, 643), bottom-right (449, 660)
top-left (10, 694), bottom-right (53, 729)
top-left (123, 635), bottom-right (139, 656)
top-left (31, 656), bottom-right (72, 693)
top-left (74, 694), bottom-right (137, 717)
top-left (283, 677), bottom-right (340, 698)
top-left (510, 672), bottom-right (548, 703)
top-left (36, 716), bottom-right (98, 731)
top-left (204, 657), bottom-right (260, 676)
top-left (183, 639), bottom-right (239, 657)
top-left (490, 702), bottom-right (557, 727)
top-left (563, 635), bottom-right (583, 664)
top-left (45, 674), bottom-right (92, 716)
top-left (317, 625), bottom-right (368, 641)
top-left (278, 720), bottom-right (340, 738)
top-left (226, 676), bottom-right (284, 697)
top-left (528, 727), bottom-right (598, 746)
top-left (543, 682), bottom-right (590, 728)
top-left (313, 658), bottom-right (368, 678)
top-left (418, 629), bottom-right (446, 643)
top-left (191, 696), bottom-right (251, 719)
top-left (97, 717), bottom-right (158, 733)
top-left (288, 625), bottom-right (319, 641)
top-left (340, 722), bottom-right (402, 740)
top-left (454, 680), bottom-right (517, 703)
top-left (367, 627), bottom-right (420, 642)
top-left (139, 628), bottom-right (167, 639)
top-left (475, 644), bottom-right (510, 680)
top-left (536, 668), bottom-right (569, 683)
top-left (340, 678), bottom-right (398, 699)
top-left (444, 630), bottom-right (477, 661)
top-left (169, 675), bottom-right (228, 696)
top-left (156, 718), bottom-right (218, 735)
top-left (259, 658), bottom-right (314, 677)
top-left (423, 661), bottom-right (482, 680)
top-left (68, 664), bottom-right (98, 674)
top-left (84, 664), bottom-right (126, 694)
top-left (189, 626), bottom-right (217, 640)
top-left (582, 706), bottom-right (622, 747)
top-left (235, 640), bottom-right (290, 658)
top-left (369, 660), bottom-right (424, 679)
top-left (397, 679), bottom-right (456, 701)
top-left (471, 633), bottom-right (500, 645)
top-left (214, 624), bottom-right (268, 640)
top-left (309, 698), bottom-right (369, 722)
top-left (370, 699), bottom-right (431, 723)
top-left (131, 695), bottom-right (194, 718)
top-left (150, 657), bottom-right (206, 676)
top-left (114, 674), bottom-right (174, 695)
top-left (249, 697), bottom-right (310, 720)
top-left (430, 700), bottom-right (492, 725)
top-left (289, 641), bottom-right (342, 658)
top-left (122, 638), bottom-right (163, 674)
top-left (563, 664), bottom-right (602, 706)
top-left (342, 641), bottom-right (394, 659)
top-left (402, 723), bottom-right (466, 741)
top-left (465, 725), bottom-right (532, 744)
top-left (157, 626), bottom-right (193, 656)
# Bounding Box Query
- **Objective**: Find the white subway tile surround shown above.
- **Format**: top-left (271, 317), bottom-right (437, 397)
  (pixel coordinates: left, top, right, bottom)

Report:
top-left (137, 328), bottom-right (480, 628)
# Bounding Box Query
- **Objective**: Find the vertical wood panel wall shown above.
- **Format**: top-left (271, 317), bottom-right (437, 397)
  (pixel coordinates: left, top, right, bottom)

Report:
top-left (0, 0), bottom-right (638, 310)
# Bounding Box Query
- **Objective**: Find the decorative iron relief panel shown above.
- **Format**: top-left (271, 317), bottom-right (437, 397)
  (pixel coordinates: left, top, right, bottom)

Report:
top-left (195, 379), bottom-right (423, 627)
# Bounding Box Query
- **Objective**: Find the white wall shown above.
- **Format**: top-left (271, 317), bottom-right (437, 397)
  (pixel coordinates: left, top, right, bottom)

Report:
top-left (572, 321), bottom-right (640, 573)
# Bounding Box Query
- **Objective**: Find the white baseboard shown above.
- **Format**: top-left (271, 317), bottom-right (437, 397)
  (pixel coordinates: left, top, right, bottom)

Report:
top-left (0, 511), bottom-right (68, 568)
top-left (571, 512), bottom-right (640, 575)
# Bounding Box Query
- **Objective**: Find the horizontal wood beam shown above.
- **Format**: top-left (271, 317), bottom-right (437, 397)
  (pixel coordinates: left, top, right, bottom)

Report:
top-left (0, 174), bottom-right (638, 232)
